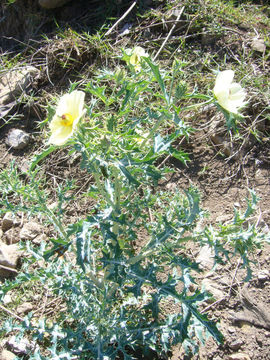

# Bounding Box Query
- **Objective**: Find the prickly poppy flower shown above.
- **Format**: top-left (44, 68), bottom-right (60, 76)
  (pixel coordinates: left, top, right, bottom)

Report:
top-left (129, 46), bottom-right (148, 71)
top-left (48, 90), bottom-right (85, 146)
top-left (213, 70), bottom-right (246, 114)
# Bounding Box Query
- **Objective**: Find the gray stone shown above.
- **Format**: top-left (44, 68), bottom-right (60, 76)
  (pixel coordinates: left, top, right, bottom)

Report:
top-left (228, 353), bottom-right (251, 360)
top-left (196, 245), bottom-right (215, 271)
top-left (20, 222), bottom-right (43, 241)
top-left (6, 129), bottom-right (30, 150)
top-left (0, 349), bottom-right (16, 360)
top-left (202, 278), bottom-right (225, 301)
top-left (4, 228), bottom-right (19, 245)
top-left (228, 326), bottom-right (236, 334)
top-left (39, 0), bottom-right (72, 9)
top-left (17, 302), bottom-right (33, 315)
top-left (257, 269), bottom-right (269, 281)
top-left (229, 339), bottom-right (243, 351)
top-left (251, 38), bottom-right (266, 53)
top-left (201, 33), bottom-right (220, 45)
top-left (0, 66), bottom-right (39, 105)
top-left (2, 212), bottom-right (17, 232)
top-left (3, 293), bottom-right (12, 305)
top-left (7, 336), bottom-right (33, 355)
top-left (32, 233), bottom-right (47, 245)
top-left (0, 241), bottom-right (21, 278)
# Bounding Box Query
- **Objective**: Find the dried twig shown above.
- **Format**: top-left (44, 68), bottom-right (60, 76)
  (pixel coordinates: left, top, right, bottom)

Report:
top-left (0, 304), bottom-right (24, 322)
top-left (0, 264), bottom-right (18, 274)
top-left (154, 6), bottom-right (185, 61)
top-left (227, 257), bottom-right (241, 299)
top-left (105, 1), bottom-right (137, 36)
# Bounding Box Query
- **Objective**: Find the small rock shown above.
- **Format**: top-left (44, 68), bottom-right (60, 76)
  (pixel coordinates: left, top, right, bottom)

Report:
top-left (256, 334), bottom-right (263, 345)
top-left (228, 326), bottom-right (236, 334)
top-left (39, 0), bottom-right (72, 9)
top-left (216, 213), bottom-right (233, 224)
top-left (229, 339), bottom-right (243, 351)
top-left (0, 241), bottom-right (21, 278)
top-left (20, 221), bottom-right (43, 241)
top-left (251, 38), bottom-right (266, 53)
top-left (7, 336), bottom-right (33, 355)
top-left (228, 353), bottom-right (251, 360)
top-left (201, 32), bottom-right (221, 45)
top-left (257, 269), bottom-right (269, 281)
top-left (202, 279), bottom-right (225, 301)
top-left (17, 302), bottom-right (33, 315)
top-left (0, 349), bottom-right (16, 360)
top-left (2, 212), bottom-right (18, 232)
top-left (196, 245), bottom-right (215, 271)
top-left (4, 228), bottom-right (20, 245)
top-left (6, 129), bottom-right (30, 150)
top-left (0, 66), bottom-right (40, 105)
top-left (32, 233), bottom-right (47, 245)
top-left (210, 133), bottom-right (232, 157)
top-left (3, 293), bottom-right (12, 305)
top-left (18, 159), bottom-right (30, 174)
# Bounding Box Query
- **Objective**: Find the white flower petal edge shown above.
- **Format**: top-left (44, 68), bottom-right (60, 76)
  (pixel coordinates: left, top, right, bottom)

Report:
top-left (49, 90), bottom-right (85, 146)
top-left (213, 70), bottom-right (246, 114)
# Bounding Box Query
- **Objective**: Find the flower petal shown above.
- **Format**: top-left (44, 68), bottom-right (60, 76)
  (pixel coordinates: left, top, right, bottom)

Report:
top-left (229, 83), bottom-right (246, 102)
top-left (49, 90), bottom-right (85, 146)
top-left (213, 70), bottom-right (246, 114)
top-left (214, 70), bottom-right (234, 96)
top-left (48, 125), bottom-right (73, 146)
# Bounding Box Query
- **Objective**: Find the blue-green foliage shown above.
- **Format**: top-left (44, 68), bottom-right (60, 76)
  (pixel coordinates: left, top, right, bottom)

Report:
top-left (0, 55), bottom-right (266, 360)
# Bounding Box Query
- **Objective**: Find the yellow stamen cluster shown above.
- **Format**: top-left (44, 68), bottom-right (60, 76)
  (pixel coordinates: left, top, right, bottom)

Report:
top-left (60, 113), bottom-right (74, 127)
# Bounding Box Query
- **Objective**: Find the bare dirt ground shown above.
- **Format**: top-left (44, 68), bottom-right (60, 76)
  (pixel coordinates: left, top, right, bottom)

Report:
top-left (0, 1), bottom-right (269, 359)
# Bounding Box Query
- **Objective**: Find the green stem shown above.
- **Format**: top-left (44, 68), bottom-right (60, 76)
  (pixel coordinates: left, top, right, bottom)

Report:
top-left (141, 115), bottom-right (164, 147)
top-left (181, 98), bottom-right (213, 111)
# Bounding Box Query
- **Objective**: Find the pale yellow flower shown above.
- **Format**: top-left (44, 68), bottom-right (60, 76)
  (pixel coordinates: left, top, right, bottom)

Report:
top-left (48, 90), bottom-right (85, 146)
top-left (213, 70), bottom-right (246, 114)
top-left (134, 129), bottom-right (150, 145)
top-left (129, 46), bottom-right (148, 71)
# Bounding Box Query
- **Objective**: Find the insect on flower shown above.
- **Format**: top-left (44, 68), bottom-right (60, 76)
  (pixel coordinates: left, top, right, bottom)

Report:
top-left (48, 90), bottom-right (86, 146)
top-left (213, 70), bottom-right (246, 114)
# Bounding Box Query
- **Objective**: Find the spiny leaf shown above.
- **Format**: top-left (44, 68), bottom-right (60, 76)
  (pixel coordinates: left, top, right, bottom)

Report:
top-left (30, 146), bottom-right (56, 171)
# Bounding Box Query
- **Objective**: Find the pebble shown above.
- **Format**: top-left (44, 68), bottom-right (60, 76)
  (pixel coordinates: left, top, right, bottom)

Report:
top-left (0, 66), bottom-right (40, 105)
top-left (0, 241), bottom-right (21, 278)
top-left (6, 129), bottom-right (30, 150)
top-left (229, 339), bottom-right (243, 351)
top-left (251, 38), bottom-right (266, 53)
top-left (228, 353), bottom-right (251, 360)
top-left (20, 221), bottom-right (43, 241)
top-left (202, 278), bottom-right (225, 301)
top-left (196, 245), bottom-right (215, 271)
top-left (17, 302), bottom-right (33, 315)
top-left (3, 293), bottom-right (12, 305)
top-left (0, 349), bottom-right (16, 360)
top-left (32, 233), bottom-right (47, 245)
top-left (257, 269), bottom-right (269, 281)
top-left (4, 228), bottom-right (19, 245)
top-left (7, 336), bottom-right (33, 355)
top-left (228, 326), bottom-right (236, 334)
top-left (2, 212), bottom-right (17, 232)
